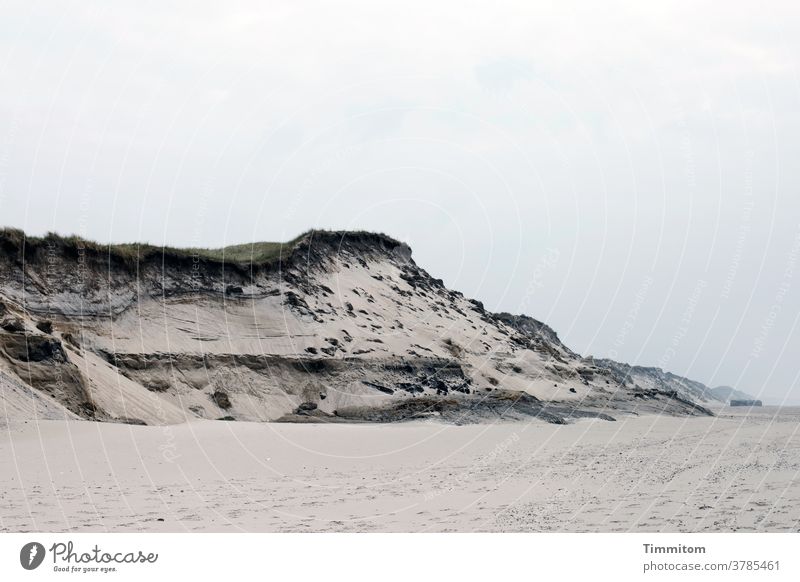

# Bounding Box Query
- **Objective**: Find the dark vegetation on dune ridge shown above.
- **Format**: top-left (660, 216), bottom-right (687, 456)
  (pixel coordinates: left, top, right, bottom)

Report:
top-left (0, 227), bottom-right (404, 271)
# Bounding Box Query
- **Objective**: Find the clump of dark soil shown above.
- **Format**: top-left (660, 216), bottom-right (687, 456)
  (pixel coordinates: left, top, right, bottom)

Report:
top-left (212, 390), bottom-right (232, 409)
top-left (144, 379), bottom-right (171, 392)
top-left (1, 316), bottom-right (25, 333)
top-left (35, 320), bottom-right (54, 334)
top-left (274, 401), bottom-right (337, 423)
top-left (1, 335), bottom-right (68, 363)
top-left (118, 417), bottom-right (147, 426)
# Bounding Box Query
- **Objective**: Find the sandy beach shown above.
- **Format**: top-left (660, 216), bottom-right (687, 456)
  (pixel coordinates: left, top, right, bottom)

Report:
top-left (2, 407), bottom-right (798, 533)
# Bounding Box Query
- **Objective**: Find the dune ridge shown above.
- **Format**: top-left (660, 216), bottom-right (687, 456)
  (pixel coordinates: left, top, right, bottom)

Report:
top-left (1, 228), bottom-right (722, 425)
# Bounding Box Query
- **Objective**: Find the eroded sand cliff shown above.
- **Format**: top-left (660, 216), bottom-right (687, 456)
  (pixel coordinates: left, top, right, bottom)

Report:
top-left (0, 229), bottom-right (717, 425)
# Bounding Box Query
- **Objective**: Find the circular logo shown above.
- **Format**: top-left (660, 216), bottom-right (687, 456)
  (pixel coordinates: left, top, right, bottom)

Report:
top-left (20, 542), bottom-right (46, 570)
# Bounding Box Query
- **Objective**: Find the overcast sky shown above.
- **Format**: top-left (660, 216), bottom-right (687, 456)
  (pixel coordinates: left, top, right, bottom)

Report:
top-left (1, 1), bottom-right (799, 402)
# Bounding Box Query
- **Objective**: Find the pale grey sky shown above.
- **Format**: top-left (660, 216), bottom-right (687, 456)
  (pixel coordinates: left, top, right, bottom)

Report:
top-left (1, 1), bottom-right (799, 402)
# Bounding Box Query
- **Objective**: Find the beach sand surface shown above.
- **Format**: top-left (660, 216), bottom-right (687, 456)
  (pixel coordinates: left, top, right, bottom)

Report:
top-left (1, 407), bottom-right (798, 532)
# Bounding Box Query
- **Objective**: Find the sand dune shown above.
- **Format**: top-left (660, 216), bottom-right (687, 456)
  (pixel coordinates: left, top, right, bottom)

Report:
top-left (2, 406), bottom-right (797, 532)
top-left (0, 230), bottom-right (718, 426)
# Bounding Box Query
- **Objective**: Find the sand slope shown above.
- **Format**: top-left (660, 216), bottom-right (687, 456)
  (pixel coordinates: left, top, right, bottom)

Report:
top-left (0, 370), bottom-right (76, 422)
